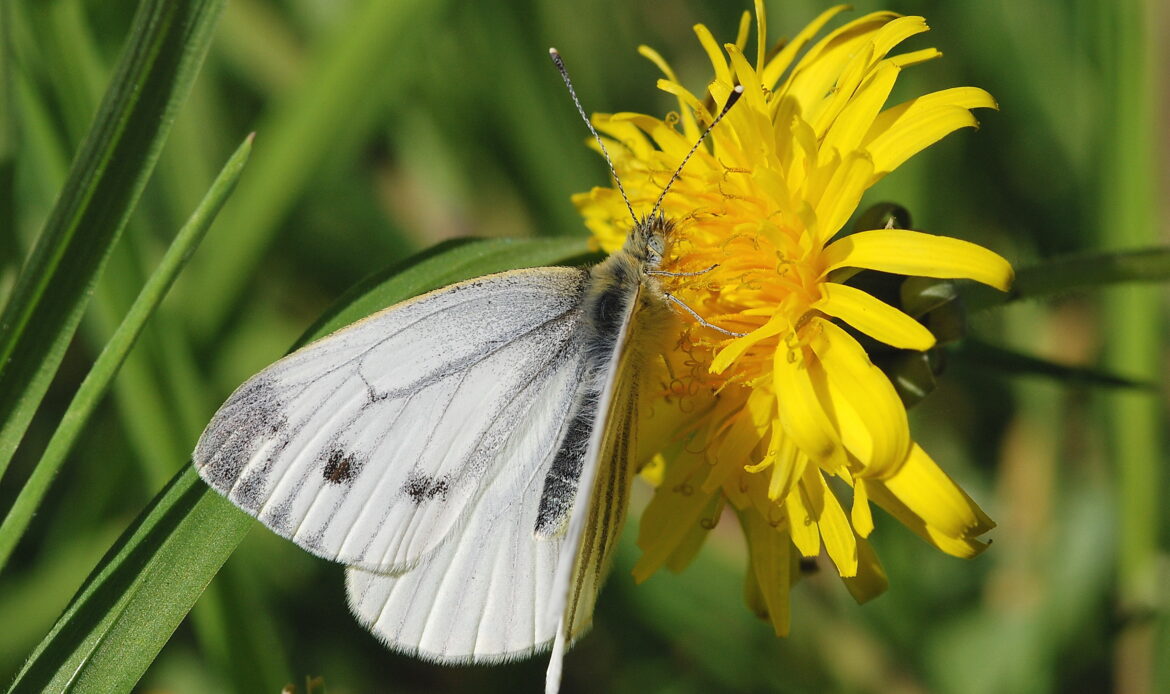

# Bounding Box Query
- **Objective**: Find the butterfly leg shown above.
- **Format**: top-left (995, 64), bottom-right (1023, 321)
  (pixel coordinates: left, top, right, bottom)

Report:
top-left (662, 292), bottom-right (746, 337)
top-left (647, 263), bottom-right (718, 278)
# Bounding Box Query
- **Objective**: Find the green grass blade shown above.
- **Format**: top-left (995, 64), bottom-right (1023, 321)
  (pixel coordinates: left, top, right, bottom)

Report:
top-left (963, 246), bottom-right (1170, 312)
top-left (954, 338), bottom-right (1157, 391)
top-left (0, 135), bottom-right (253, 573)
top-left (0, 0), bottom-right (226, 482)
top-left (1098, 3), bottom-right (1162, 691)
top-left (7, 236), bottom-right (588, 693)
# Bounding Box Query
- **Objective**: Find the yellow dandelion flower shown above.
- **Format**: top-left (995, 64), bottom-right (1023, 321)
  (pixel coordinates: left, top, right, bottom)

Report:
top-left (573, 4), bottom-right (1013, 635)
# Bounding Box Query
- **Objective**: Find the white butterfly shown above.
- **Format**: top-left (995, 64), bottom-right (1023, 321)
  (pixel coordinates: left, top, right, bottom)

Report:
top-left (192, 50), bottom-right (743, 693)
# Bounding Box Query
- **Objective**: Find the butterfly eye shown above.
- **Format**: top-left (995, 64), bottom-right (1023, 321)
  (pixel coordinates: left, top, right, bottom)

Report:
top-left (647, 232), bottom-right (665, 258)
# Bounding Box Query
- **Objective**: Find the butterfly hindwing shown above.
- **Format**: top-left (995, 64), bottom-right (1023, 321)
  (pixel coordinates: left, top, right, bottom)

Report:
top-left (194, 267), bottom-right (591, 573)
top-left (344, 351), bottom-right (579, 661)
top-left (343, 269), bottom-right (649, 665)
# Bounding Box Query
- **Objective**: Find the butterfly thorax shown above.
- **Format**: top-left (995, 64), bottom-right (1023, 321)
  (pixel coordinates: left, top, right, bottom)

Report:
top-left (533, 215), bottom-right (674, 538)
top-left (579, 214), bottom-right (671, 344)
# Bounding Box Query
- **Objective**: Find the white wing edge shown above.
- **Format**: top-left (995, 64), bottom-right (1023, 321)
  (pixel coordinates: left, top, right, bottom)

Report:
top-left (343, 573), bottom-right (558, 667)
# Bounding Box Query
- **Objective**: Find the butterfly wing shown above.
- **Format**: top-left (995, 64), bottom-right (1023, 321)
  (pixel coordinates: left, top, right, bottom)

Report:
top-left (344, 273), bottom-right (650, 666)
top-left (194, 267), bottom-right (591, 574)
top-left (344, 351), bottom-right (579, 661)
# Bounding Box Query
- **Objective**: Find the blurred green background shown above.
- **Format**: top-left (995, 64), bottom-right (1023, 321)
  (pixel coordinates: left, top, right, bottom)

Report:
top-left (1, 0), bottom-right (1165, 692)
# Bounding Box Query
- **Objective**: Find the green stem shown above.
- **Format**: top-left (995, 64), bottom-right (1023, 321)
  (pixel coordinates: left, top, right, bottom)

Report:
top-left (1099, 2), bottom-right (1162, 692)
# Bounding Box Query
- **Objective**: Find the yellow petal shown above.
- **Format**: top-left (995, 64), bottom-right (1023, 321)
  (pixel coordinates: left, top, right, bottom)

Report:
top-left (634, 448), bottom-right (720, 582)
top-left (815, 281), bottom-right (936, 350)
top-left (773, 337), bottom-right (846, 469)
top-left (711, 312), bottom-right (788, 374)
top-left (822, 229), bottom-right (1014, 291)
top-left (811, 152), bottom-right (875, 244)
top-left (851, 477), bottom-right (874, 537)
top-left (766, 432), bottom-right (804, 502)
top-left (821, 61), bottom-right (900, 158)
top-left (593, 115), bottom-right (656, 161)
top-left (752, 0), bottom-right (766, 73)
top-left (866, 443), bottom-right (995, 558)
top-left (609, 112), bottom-right (693, 162)
top-left (841, 537), bottom-right (888, 603)
top-left (742, 509), bottom-right (793, 636)
top-left (863, 87), bottom-right (998, 176)
top-left (884, 443), bottom-right (995, 534)
top-left (694, 22), bottom-right (733, 88)
top-left (712, 387), bottom-right (772, 470)
top-left (808, 43), bottom-right (873, 139)
top-left (639, 454), bottom-right (666, 486)
top-left (655, 79), bottom-right (710, 125)
top-left (638, 44), bottom-right (680, 83)
top-left (724, 44), bottom-right (768, 119)
top-left (782, 11), bottom-right (900, 118)
top-left (785, 479), bottom-right (820, 557)
top-left (803, 466), bottom-right (858, 576)
top-left (638, 45), bottom-right (700, 142)
top-left (889, 47), bottom-right (941, 68)
top-left (870, 106), bottom-right (979, 178)
top-left (866, 87), bottom-right (998, 137)
top-left (790, 10), bottom-right (900, 76)
top-left (734, 10), bottom-right (752, 53)
top-left (869, 15), bottom-right (929, 63)
top-left (809, 319), bottom-right (911, 476)
top-left (665, 494), bottom-right (724, 574)
top-left (713, 410), bottom-right (768, 476)
top-left (760, 4), bottom-right (851, 90)
top-left (923, 526), bottom-right (990, 558)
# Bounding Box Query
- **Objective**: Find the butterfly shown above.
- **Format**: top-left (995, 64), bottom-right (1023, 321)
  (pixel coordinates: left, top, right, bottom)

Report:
top-left (192, 48), bottom-right (743, 693)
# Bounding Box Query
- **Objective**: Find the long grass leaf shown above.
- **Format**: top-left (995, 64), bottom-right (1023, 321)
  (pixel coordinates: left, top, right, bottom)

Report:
top-left (955, 338), bottom-right (1157, 390)
top-left (0, 135), bottom-right (253, 573)
top-left (962, 246), bottom-right (1170, 312)
top-left (0, 0), bottom-right (226, 482)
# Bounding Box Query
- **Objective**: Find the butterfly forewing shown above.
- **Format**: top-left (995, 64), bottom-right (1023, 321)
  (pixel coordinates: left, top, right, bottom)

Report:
top-left (194, 267), bottom-right (591, 573)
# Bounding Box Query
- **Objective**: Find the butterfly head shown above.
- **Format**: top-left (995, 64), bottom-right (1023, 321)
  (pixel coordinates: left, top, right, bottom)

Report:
top-left (626, 213), bottom-right (673, 271)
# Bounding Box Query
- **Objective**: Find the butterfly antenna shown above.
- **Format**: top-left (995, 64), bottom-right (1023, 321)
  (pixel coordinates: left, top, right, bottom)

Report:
top-left (549, 47), bottom-right (638, 226)
top-left (648, 84), bottom-right (744, 221)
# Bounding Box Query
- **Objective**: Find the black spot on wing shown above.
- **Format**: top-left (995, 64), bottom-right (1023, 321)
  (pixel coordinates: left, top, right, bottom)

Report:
top-left (403, 471), bottom-right (450, 504)
top-left (322, 448), bottom-right (361, 484)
